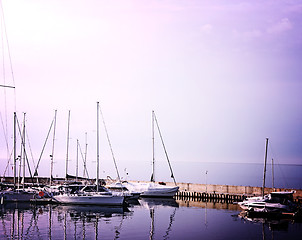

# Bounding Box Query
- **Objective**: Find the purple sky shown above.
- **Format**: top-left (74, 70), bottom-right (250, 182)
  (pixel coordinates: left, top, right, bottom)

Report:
top-left (1, 0), bottom-right (302, 179)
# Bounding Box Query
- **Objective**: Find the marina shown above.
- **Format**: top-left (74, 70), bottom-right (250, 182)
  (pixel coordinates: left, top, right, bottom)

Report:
top-left (1, 1), bottom-right (302, 239)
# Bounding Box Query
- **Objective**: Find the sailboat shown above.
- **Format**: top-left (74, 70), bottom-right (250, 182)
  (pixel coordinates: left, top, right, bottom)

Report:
top-left (123, 111), bottom-right (179, 198)
top-left (51, 102), bottom-right (125, 206)
top-left (238, 138), bottom-right (297, 214)
top-left (0, 113), bottom-right (36, 203)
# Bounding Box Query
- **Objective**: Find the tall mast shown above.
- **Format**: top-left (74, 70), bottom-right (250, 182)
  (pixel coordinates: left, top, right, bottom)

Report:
top-left (13, 112), bottom-right (16, 187)
top-left (76, 139), bottom-right (79, 181)
top-left (151, 111), bottom-right (155, 182)
top-left (96, 102), bottom-right (100, 192)
top-left (65, 110), bottom-right (71, 181)
top-left (272, 158), bottom-right (275, 191)
top-left (50, 110), bottom-right (57, 186)
top-left (22, 113), bottom-right (26, 190)
top-left (262, 138), bottom-right (269, 197)
top-left (84, 132), bottom-right (88, 178)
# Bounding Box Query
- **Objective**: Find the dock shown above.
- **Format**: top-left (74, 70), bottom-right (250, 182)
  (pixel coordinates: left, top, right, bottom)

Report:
top-left (175, 191), bottom-right (246, 203)
top-left (128, 180), bottom-right (302, 204)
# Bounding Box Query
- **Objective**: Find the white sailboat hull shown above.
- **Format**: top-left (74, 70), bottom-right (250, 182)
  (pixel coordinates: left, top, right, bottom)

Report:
top-left (52, 193), bottom-right (124, 206)
top-left (140, 186), bottom-right (179, 197)
top-left (125, 182), bottom-right (179, 198)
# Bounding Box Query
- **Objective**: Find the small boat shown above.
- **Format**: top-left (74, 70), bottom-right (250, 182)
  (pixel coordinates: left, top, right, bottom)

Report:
top-left (238, 191), bottom-right (297, 213)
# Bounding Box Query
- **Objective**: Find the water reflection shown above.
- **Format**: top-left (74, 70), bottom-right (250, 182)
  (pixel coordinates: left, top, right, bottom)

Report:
top-left (139, 198), bottom-right (178, 240)
top-left (238, 210), bottom-right (301, 232)
top-left (0, 203), bottom-right (130, 239)
top-left (0, 199), bottom-right (301, 239)
top-left (139, 198), bottom-right (179, 208)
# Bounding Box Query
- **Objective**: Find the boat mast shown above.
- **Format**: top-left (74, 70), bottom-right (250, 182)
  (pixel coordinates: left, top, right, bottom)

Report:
top-left (13, 112), bottom-right (16, 187)
top-left (22, 113), bottom-right (26, 190)
top-left (84, 132), bottom-right (88, 178)
top-left (65, 110), bottom-right (71, 181)
top-left (151, 111), bottom-right (155, 182)
top-left (262, 138), bottom-right (269, 197)
top-left (76, 139), bottom-right (79, 182)
top-left (50, 110), bottom-right (57, 186)
top-left (272, 158), bottom-right (275, 191)
top-left (96, 102), bottom-right (100, 192)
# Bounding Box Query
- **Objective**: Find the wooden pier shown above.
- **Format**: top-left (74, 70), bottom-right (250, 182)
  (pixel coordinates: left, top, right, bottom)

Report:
top-left (175, 191), bottom-right (247, 203)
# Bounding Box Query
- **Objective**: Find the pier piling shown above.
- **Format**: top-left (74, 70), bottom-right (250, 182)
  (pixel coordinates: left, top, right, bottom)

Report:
top-left (175, 191), bottom-right (246, 203)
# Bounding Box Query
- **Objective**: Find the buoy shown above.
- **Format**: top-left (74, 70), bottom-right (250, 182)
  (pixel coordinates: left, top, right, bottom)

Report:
top-left (39, 191), bottom-right (45, 197)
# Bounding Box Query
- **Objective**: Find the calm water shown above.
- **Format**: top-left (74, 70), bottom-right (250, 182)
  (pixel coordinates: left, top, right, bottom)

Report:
top-left (0, 199), bottom-right (301, 240)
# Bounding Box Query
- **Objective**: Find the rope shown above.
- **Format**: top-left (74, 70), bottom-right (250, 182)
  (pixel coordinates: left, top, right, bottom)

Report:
top-left (0, 1), bottom-right (17, 180)
top-left (26, 127), bottom-right (37, 171)
top-left (78, 140), bottom-right (90, 179)
top-left (2, 147), bottom-right (13, 177)
top-left (99, 106), bottom-right (122, 184)
top-left (16, 115), bottom-right (34, 181)
top-left (0, 111), bottom-right (10, 176)
top-left (0, 1), bottom-right (17, 111)
top-left (268, 139), bottom-right (289, 188)
top-left (33, 117), bottom-right (55, 176)
top-left (153, 112), bottom-right (177, 185)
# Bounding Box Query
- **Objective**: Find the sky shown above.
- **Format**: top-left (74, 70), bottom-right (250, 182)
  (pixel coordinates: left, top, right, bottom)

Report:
top-left (1, 0), bottom-right (302, 182)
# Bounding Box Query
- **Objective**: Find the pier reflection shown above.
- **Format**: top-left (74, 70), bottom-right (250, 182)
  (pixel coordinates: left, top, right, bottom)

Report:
top-left (176, 197), bottom-right (241, 211)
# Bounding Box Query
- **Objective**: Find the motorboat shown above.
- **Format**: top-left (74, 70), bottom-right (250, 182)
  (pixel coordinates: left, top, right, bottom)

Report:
top-left (238, 191), bottom-right (297, 213)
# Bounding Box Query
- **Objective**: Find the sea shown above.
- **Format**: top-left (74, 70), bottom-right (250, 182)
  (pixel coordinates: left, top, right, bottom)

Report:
top-left (1, 160), bottom-right (301, 190)
top-left (121, 162), bottom-right (302, 190)
top-left (0, 198), bottom-right (301, 240)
